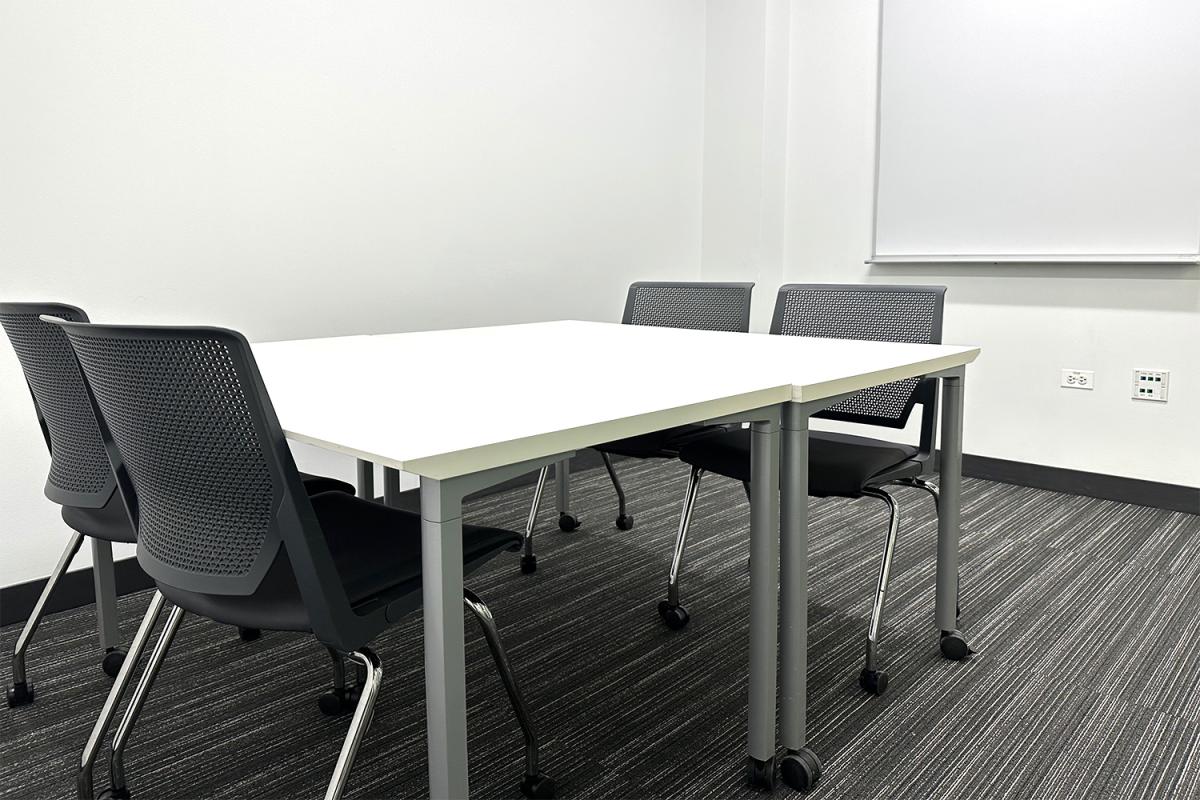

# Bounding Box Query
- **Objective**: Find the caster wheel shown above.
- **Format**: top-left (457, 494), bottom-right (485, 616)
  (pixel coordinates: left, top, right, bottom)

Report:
top-left (317, 686), bottom-right (360, 716)
top-left (746, 755), bottom-right (776, 790)
top-left (520, 554), bottom-right (538, 574)
top-left (557, 513), bottom-right (580, 532)
top-left (657, 601), bottom-right (690, 630)
top-left (780, 748), bottom-right (823, 792)
top-left (520, 772), bottom-right (557, 799)
top-left (102, 648), bottom-right (127, 678)
top-left (98, 787), bottom-right (131, 799)
top-left (859, 668), bottom-right (888, 696)
top-left (238, 627), bottom-right (261, 642)
top-left (6, 682), bottom-right (34, 708)
top-left (939, 630), bottom-right (971, 661)
top-left (615, 514), bottom-right (634, 531)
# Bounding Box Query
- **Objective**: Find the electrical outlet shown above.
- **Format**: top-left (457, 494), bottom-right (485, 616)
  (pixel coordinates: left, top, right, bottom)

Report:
top-left (1061, 369), bottom-right (1094, 390)
top-left (1132, 369), bottom-right (1169, 402)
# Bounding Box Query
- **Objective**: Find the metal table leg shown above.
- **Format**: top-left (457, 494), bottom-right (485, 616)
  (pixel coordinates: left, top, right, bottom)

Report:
top-left (778, 404), bottom-right (822, 791)
top-left (355, 458), bottom-right (374, 500)
top-left (555, 458), bottom-right (579, 531)
top-left (420, 477), bottom-right (470, 800)
top-left (384, 467), bottom-right (403, 507)
top-left (746, 416), bottom-right (781, 789)
top-left (937, 370), bottom-right (972, 660)
top-left (91, 539), bottom-right (120, 654)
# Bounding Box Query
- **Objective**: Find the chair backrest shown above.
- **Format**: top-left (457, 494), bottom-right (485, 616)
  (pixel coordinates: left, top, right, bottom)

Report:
top-left (770, 284), bottom-right (946, 439)
top-left (621, 281), bottom-right (754, 332)
top-left (0, 302), bottom-right (116, 509)
top-left (51, 320), bottom-right (318, 597)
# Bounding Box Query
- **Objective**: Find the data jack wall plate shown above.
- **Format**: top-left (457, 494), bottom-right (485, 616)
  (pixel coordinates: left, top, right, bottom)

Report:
top-left (1132, 369), bottom-right (1169, 402)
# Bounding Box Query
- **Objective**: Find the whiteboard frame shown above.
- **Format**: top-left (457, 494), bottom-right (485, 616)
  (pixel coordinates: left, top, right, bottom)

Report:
top-left (867, 0), bottom-right (1200, 267)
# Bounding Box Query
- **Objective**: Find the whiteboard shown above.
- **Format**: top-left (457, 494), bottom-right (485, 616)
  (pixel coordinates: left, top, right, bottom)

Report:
top-left (872, 0), bottom-right (1200, 264)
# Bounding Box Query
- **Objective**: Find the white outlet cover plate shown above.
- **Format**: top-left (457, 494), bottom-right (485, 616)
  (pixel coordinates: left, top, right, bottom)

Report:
top-left (1061, 369), bottom-right (1094, 390)
top-left (1132, 369), bottom-right (1169, 402)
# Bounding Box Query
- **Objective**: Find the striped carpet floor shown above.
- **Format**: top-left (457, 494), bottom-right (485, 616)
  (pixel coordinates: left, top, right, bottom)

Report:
top-left (2, 459), bottom-right (1199, 799)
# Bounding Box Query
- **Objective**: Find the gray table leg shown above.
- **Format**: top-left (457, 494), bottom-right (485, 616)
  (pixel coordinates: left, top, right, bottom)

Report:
top-left (384, 467), bottom-right (403, 508)
top-left (355, 459), bottom-right (374, 500)
top-left (936, 371), bottom-right (972, 660)
top-left (420, 477), bottom-right (470, 800)
top-left (778, 404), bottom-right (823, 791)
top-left (91, 539), bottom-right (120, 653)
top-left (555, 458), bottom-right (579, 530)
top-left (746, 417), bottom-right (780, 789)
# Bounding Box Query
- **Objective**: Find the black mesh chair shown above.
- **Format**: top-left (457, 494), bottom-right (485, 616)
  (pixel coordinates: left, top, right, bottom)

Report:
top-left (518, 281), bottom-right (754, 573)
top-left (656, 284), bottom-right (962, 695)
top-left (0, 303), bottom-right (356, 708)
top-left (51, 317), bottom-right (554, 800)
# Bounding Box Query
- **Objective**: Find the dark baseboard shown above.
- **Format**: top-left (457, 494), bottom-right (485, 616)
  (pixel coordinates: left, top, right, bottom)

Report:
top-left (6, 450), bottom-right (1191, 626)
top-left (1, 554), bottom-right (153, 627)
top-left (0, 451), bottom-right (610, 627)
top-left (960, 453), bottom-right (1199, 515)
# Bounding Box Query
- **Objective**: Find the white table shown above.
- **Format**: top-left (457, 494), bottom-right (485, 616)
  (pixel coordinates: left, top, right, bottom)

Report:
top-left (252, 320), bottom-right (979, 796)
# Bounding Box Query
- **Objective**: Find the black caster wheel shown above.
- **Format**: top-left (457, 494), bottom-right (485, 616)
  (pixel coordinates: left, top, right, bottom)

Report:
top-left (859, 668), bottom-right (888, 696)
top-left (6, 682), bottom-right (34, 708)
top-left (520, 554), bottom-right (538, 574)
top-left (102, 648), bottom-right (127, 678)
top-left (780, 748), bottom-right (823, 792)
top-left (657, 601), bottom-right (690, 630)
top-left (98, 787), bottom-right (131, 799)
top-left (615, 514), bottom-right (634, 531)
top-left (317, 686), bottom-right (360, 716)
top-left (939, 630), bottom-right (971, 661)
top-left (557, 513), bottom-right (580, 532)
top-left (519, 772), bottom-right (557, 799)
top-left (238, 627), bottom-right (261, 642)
top-left (746, 755), bottom-right (776, 790)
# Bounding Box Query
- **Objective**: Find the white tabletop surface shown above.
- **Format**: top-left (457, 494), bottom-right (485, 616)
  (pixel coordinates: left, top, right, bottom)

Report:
top-left (252, 321), bottom-right (979, 480)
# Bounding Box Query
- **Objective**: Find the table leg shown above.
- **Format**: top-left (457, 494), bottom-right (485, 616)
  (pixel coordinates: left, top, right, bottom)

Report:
top-left (384, 467), bottom-right (403, 507)
top-left (419, 477), bottom-right (470, 800)
top-left (937, 371), bottom-right (972, 660)
top-left (746, 417), bottom-right (780, 789)
top-left (91, 538), bottom-right (120, 653)
top-left (355, 459), bottom-right (374, 500)
top-left (555, 458), bottom-right (578, 531)
top-left (778, 405), bottom-right (823, 791)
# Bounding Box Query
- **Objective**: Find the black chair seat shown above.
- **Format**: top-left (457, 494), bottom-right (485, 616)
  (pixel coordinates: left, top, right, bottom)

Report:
top-left (297, 472), bottom-right (356, 496)
top-left (678, 429), bottom-right (920, 498)
top-left (159, 492), bottom-right (521, 632)
top-left (61, 472), bottom-right (355, 544)
top-left (596, 424), bottom-right (725, 459)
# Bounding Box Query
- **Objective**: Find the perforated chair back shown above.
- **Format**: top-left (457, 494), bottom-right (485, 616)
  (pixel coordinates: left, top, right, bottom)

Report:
top-left (50, 321), bottom-right (306, 597)
top-left (622, 282), bottom-right (754, 332)
top-left (0, 303), bottom-right (116, 509)
top-left (770, 284), bottom-right (946, 433)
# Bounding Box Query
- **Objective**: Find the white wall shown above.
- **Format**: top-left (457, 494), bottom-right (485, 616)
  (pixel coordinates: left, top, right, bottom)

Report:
top-left (0, 1), bottom-right (707, 586)
top-left (702, 0), bottom-right (1200, 491)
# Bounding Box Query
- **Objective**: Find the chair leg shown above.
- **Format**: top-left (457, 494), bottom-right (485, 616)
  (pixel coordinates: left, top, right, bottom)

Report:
top-left (318, 646), bottom-right (360, 716)
top-left (106, 605), bottom-right (186, 798)
top-left (521, 466), bottom-right (550, 574)
top-left (659, 466), bottom-right (703, 631)
top-left (77, 592), bottom-right (167, 799)
top-left (7, 531), bottom-right (85, 707)
top-left (463, 589), bottom-right (555, 799)
top-left (599, 452), bottom-right (633, 530)
top-left (324, 648), bottom-right (382, 800)
top-left (859, 487), bottom-right (900, 696)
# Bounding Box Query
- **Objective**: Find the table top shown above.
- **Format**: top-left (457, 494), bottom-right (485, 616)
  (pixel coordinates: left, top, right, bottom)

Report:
top-left (252, 320), bottom-right (979, 480)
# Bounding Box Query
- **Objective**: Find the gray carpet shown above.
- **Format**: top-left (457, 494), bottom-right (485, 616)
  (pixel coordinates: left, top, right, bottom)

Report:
top-left (3, 459), bottom-right (1199, 800)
